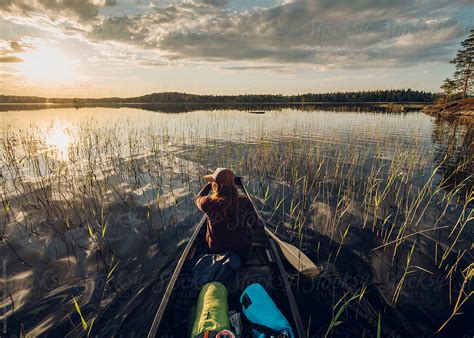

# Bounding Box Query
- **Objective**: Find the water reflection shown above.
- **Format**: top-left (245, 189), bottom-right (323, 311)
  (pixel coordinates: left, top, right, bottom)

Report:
top-left (44, 124), bottom-right (72, 159)
top-left (431, 118), bottom-right (473, 192)
top-left (0, 102), bottom-right (423, 114)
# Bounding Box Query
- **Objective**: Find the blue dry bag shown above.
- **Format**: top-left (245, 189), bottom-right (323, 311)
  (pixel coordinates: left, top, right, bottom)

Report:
top-left (240, 283), bottom-right (294, 338)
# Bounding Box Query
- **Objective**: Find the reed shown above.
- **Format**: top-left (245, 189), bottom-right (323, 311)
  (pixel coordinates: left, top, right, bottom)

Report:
top-left (325, 289), bottom-right (364, 338)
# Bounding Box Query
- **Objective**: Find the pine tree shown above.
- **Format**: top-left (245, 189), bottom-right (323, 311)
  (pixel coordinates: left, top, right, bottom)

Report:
top-left (440, 78), bottom-right (457, 108)
top-left (450, 29), bottom-right (474, 98)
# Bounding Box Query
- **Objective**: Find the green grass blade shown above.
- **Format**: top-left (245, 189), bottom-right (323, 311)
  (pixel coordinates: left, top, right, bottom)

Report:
top-left (73, 297), bottom-right (87, 331)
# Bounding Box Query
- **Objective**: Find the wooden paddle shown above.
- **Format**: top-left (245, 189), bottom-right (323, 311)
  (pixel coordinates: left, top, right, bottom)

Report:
top-left (264, 226), bottom-right (321, 278)
top-left (237, 177), bottom-right (321, 278)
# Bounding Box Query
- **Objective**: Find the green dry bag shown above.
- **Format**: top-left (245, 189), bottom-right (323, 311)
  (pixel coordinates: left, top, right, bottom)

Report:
top-left (191, 282), bottom-right (230, 337)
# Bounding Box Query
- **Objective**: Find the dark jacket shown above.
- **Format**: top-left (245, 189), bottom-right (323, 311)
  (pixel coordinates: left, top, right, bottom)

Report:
top-left (195, 183), bottom-right (264, 258)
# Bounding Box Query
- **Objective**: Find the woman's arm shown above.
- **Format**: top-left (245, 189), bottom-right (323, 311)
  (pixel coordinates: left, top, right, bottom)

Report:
top-left (195, 182), bottom-right (212, 212)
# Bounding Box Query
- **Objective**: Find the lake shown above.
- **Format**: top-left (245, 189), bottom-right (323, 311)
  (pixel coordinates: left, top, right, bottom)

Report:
top-left (0, 107), bottom-right (472, 337)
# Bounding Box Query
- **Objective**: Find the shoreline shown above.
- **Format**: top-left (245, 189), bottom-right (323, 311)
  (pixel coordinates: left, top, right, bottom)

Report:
top-left (0, 101), bottom-right (428, 114)
top-left (422, 98), bottom-right (474, 124)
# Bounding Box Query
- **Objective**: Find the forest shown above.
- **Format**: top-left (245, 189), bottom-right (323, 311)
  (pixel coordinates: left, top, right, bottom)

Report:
top-left (0, 89), bottom-right (437, 104)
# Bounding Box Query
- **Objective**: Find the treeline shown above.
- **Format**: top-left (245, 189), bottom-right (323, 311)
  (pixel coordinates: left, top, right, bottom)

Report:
top-left (291, 89), bottom-right (435, 103)
top-left (126, 89), bottom-right (435, 103)
top-left (0, 89), bottom-right (436, 104)
top-left (0, 95), bottom-right (49, 103)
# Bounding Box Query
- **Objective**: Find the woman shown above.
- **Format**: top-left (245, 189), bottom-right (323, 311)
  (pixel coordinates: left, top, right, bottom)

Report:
top-left (195, 168), bottom-right (264, 259)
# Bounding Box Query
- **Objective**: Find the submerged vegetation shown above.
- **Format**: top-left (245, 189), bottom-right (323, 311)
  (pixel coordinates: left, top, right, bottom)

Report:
top-left (0, 108), bottom-right (472, 336)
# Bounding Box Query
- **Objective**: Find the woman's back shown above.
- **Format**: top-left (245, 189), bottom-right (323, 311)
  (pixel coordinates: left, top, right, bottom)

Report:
top-left (195, 170), bottom-right (264, 258)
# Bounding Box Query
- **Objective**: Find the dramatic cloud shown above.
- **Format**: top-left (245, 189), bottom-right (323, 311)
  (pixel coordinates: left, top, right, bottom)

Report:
top-left (0, 0), bottom-right (471, 96)
top-left (0, 0), bottom-right (116, 22)
top-left (0, 0), bottom-right (469, 69)
top-left (84, 0), bottom-right (470, 68)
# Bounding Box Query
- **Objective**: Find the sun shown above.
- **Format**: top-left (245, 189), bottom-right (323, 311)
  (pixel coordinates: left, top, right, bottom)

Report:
top-left (19, 46), bottom-right (78, 83)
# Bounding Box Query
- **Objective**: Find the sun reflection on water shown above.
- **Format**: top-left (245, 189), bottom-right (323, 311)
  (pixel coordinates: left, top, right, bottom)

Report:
top-left (44, 125), bottom-right (72, 158)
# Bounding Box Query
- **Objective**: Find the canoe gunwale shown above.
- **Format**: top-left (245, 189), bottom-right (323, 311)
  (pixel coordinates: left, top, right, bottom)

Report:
top-left (147, 214), bottom-right (207, 338)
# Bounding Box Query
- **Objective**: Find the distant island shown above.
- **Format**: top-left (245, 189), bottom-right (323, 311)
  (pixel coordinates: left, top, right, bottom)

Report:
top-left (0, 89), bottom-right (436, 105)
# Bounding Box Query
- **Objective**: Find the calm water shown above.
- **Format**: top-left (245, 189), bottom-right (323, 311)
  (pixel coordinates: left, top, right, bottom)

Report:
top-left (0, 107), bottom-right (472, 337)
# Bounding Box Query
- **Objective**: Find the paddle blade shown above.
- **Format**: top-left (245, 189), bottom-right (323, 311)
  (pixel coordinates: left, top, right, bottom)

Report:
top-left (265, 228), bottom-right (321, 278)
top-left (279, 240), bottom-right (321, 278)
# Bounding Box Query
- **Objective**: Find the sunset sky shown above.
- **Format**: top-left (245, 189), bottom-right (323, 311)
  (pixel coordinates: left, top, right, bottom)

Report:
top-left (0, 0), bottom-right (472, 98)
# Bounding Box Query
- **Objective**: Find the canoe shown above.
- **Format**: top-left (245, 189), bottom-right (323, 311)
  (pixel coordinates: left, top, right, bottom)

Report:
top-left (148, 177), bottom-right (306, 338)
top-left (248, 111), bottom-right (265, 114)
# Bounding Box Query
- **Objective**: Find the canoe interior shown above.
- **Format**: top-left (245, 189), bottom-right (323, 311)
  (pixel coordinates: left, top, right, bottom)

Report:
top-left (155, 182), bottom-right (299, 337)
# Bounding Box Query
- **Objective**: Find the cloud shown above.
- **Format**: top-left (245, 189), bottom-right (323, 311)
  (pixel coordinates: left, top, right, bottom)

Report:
top-left (0, 40), bottom-right (33, 62)
top-left (9, 40), bottom-right (32, 53)
top-left (1, 0), bottom-right (470, 70)
top-left (198, 0), bottom-right (230, 7)
top-left (91, 16), bottom-right (151, 43)
top-left (10, 41), bottom-right (24, 52)
top-left (89, 2), bottom-right (224, 48)
top-left (0, 0), bottom-right (117, 22)
top-left (0, 56), bottom-right (23, 62)
top-left (85, 0), bottom-right (468, 68)
top-left (222, 64), bottom-right (297, 74)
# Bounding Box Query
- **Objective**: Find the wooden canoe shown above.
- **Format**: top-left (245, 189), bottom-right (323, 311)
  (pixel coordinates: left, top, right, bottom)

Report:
top-left (148, 177), bottom-right (306, 337)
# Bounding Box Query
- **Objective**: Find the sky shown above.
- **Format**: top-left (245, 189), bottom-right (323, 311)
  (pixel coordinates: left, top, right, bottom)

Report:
top-left (0, 0), bottom-right (472, 98)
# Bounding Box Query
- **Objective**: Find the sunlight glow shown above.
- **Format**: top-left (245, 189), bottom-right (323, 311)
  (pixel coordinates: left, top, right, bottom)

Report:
top-left (19, 47), bottom-right (78, 83)
top-left (44, 126), bottom-right (71, 158)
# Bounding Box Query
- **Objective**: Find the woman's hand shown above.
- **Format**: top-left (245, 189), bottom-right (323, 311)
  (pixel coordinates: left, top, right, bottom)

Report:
top-left (197, 182), bottom-right (212, 197)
